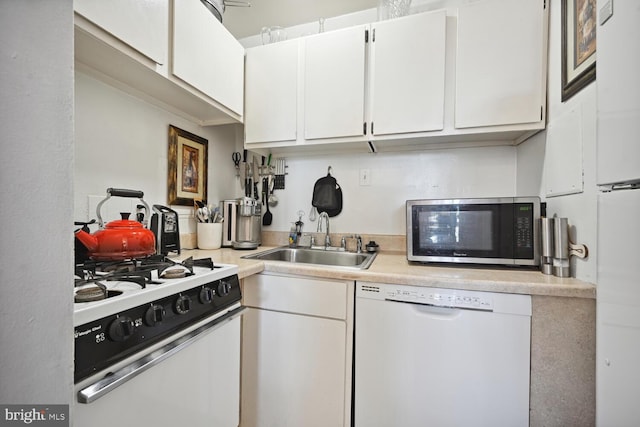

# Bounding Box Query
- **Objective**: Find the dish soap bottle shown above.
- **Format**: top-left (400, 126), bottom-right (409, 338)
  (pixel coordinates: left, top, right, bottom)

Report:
top-left (288, 223), bottom-right (298, 247)
top-left (289, 211), bottom-right (305, 247)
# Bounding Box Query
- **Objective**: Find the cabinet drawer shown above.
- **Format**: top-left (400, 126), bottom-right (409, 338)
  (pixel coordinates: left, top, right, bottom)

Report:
top-left (243, 274), bottom-right (349, 320)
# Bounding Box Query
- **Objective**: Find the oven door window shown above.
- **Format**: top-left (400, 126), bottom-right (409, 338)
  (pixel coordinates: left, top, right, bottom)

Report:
top-left (412, 204), bottom-right (514, 259)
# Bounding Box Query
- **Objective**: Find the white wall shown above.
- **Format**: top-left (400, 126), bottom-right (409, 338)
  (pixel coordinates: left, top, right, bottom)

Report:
top-left (74, 72), bottom-right (241, 235)
top-left (265, 146), bottom-right (518, 234)
top-left (239, 0), bottom-right (476, 48)
top-left (74, 72), bottom-right (519, 238)
top-left (516, 1), bottom-right (597, 284)
top-left (0, 0), bottom-right (74, 404)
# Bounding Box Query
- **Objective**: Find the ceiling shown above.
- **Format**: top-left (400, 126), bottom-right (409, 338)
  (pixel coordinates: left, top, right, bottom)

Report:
top-left (222, 0), bottom-right (379, 39)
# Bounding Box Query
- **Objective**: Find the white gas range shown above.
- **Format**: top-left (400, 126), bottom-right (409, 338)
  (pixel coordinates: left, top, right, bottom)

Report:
top-left (73, 255), bottom-right (243, 427)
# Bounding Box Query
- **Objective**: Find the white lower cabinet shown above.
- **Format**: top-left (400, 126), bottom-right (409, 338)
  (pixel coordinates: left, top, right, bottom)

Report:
top-left (240, 273), bottom-right (353, 427)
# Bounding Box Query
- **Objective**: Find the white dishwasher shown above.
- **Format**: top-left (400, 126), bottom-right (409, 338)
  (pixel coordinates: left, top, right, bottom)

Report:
top-left (354, 282), bottom-right (531, 427)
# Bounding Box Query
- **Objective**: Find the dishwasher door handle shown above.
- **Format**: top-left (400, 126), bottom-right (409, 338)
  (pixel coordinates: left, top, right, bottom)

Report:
top-left (77, 307), bottom-right (244, 404)
top-left (384, 298), bottom-right (490, 318)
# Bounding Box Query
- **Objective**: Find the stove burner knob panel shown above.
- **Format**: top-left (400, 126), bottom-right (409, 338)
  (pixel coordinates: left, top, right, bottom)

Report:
top-left (144, 304), bottom-right (166, 326)
top-left (174, 294), bottom-right (192, 314)
top-left (108, 316), bottom-right (136, 342)
top-left (217, 280), bottom-right (232, 297)
top-left (199, 286), bottom-right (213, 304)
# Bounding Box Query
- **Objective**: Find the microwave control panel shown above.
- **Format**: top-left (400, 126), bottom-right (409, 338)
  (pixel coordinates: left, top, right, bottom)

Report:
top-left (514, 203), bottom-right (534, 249)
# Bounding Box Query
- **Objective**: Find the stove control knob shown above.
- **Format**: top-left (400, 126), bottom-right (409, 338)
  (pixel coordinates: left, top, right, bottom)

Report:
top-left (199, 287), bottom-right (213, 304)
top-left (217, 280), bottom-right (232, 297)
top-left (144, 304), bottom-right (166, 326)
top-left (174, 295), bottom-right (192, 314)
top-left (108, 316), bottom-right (135, 342)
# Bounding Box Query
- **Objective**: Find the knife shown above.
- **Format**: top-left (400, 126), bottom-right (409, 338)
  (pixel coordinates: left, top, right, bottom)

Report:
top-left (253, 156), bottom-right (260, 200)
top-left (243, 150), bottom-right (250, 196)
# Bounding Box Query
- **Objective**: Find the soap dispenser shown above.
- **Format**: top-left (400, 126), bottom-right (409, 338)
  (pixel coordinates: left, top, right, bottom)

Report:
top-left (289, 211), bottom-right (305, 247)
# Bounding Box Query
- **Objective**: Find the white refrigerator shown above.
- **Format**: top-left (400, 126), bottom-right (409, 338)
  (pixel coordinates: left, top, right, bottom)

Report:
top-left (596, 1), bottom-right (640, 425)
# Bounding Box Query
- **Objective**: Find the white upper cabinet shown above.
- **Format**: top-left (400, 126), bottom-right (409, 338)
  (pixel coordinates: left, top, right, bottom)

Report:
top-left (74, 0), bottom-right (168, 65)
top-left (369, 10), bottom-right (446, 136)
top-left (304, 25), bottom-right (368, 140)
top-left (242, 1), bottom-right (548, 153)
top-left (455, 0), bottom-right (546, 128)
top-left (74, 0), bottom-right (244, 125)
top-left (173, 0), bottom-right (244, 116)
top-left (245, 40), bottom-right (299, 144)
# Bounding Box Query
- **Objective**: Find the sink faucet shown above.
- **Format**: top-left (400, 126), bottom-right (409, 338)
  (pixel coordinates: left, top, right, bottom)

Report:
top-left (317, 211), bottom-right (331, 248)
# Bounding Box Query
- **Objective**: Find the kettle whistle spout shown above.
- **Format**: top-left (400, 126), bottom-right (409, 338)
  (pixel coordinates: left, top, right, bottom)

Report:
top-left (75, 229), bottom-right (99, 252)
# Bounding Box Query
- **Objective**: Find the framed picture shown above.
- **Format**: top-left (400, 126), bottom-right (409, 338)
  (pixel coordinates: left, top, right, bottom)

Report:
top-left (561, 0), bottom-right (597, 102)
top-left (168, 125), bottom-right (208, 206)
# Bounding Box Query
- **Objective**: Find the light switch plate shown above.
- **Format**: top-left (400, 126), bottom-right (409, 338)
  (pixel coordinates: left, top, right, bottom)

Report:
top-left (359, 169), bottom-right (371, 186)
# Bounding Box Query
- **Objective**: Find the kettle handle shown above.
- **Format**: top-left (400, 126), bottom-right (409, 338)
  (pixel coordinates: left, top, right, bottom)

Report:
top-left (108, 188), bottom-right (144, 198)
top-left (96, 188), bottom-right (151, 229)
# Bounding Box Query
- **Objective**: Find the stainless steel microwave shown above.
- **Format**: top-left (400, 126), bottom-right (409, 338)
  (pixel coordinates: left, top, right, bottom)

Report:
top-left (406, 197), bottom-right (540, 266)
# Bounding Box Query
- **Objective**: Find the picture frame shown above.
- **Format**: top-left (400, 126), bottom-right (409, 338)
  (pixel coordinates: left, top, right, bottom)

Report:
top-left (168, 125), bottom-right (208, 206)
top-left (561, 0), bottom-right (597, 102)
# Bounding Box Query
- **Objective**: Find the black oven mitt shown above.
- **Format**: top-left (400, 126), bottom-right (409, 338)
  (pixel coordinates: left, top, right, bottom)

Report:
top-left (312, 173), bottom-right (343, 217)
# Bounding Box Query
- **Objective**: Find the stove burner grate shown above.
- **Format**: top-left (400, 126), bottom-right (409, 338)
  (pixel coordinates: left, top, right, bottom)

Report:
top-left (74, 284), bottom-right (124, 303)
top-left (73, 256), bottom-right (218, 303)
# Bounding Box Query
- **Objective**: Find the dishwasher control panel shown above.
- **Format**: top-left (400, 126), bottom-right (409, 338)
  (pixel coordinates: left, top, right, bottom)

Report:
top-left (358, 283), bottom-right (494, 311)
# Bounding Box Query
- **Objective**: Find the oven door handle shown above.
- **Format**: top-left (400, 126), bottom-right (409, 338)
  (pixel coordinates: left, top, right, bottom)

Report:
top-left (77, 306), bottom-right (245, 404)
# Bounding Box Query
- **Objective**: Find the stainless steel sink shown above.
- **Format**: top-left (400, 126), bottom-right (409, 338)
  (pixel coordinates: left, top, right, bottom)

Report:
top-left (242, 246), bottom-right (377, 270)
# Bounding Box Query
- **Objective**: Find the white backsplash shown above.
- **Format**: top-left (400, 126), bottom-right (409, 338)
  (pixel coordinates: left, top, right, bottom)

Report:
top-left (75, 69), bottom-right (522, 238)
top-left (74, 72), bottom-right (242, 232)
top-left (265, 146), bottom-right (518, 235)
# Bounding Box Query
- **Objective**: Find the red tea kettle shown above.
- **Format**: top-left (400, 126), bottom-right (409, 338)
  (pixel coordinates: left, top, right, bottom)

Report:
top-left (75, 188), bottom-right (156, 261)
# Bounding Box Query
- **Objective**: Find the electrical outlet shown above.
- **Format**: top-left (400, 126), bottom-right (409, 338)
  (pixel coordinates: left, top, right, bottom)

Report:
top-left (359, 168), bottom-right (371, 186)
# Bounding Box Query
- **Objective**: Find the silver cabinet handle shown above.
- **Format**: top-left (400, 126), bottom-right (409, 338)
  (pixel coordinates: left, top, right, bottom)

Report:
top-left (77, 307), bottom-right (244, 404)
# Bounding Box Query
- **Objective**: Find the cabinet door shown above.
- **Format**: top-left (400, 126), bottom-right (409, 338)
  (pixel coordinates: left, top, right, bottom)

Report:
top-left (241, 308), bottom-right (347, 427)
top-left (245, 40), bottom-right (299, 144)
top-left (173, 0), bottom-right (244, 115)
top-left (596, 0), bottom-right (640, 185)
top-left (370, 10), bottom-right (446, 135)
top-left (455, 0), bottom-right (545, 128)
top-left (74, 0), bottom-right (168, 65)
top-left (304, 25), bottom-right (367, 140)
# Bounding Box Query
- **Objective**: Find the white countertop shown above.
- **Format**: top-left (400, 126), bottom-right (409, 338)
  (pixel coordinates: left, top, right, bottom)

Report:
top-left (177, 246), bottom-right (596, 299)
